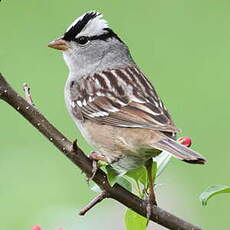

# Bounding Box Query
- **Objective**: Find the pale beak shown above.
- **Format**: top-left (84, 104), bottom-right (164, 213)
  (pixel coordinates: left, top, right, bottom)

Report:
top-left (48, 38), bottom-right (69, 51)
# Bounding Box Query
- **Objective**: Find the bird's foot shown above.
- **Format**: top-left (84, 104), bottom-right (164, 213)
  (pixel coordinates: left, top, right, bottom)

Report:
top-left (88, 151), bottom-right (107, 180)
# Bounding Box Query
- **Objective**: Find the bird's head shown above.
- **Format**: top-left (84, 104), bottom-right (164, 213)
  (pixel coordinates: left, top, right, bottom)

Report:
top-left (48, 11), bottom-right (133, 76)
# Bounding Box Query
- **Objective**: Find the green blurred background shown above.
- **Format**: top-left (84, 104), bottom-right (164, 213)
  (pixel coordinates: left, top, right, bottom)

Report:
top-left (1, 0), bottom-right (230, 229)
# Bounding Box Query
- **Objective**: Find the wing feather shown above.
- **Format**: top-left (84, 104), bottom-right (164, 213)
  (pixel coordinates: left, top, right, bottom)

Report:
top-left (70, 66), bottom-right (180, 133)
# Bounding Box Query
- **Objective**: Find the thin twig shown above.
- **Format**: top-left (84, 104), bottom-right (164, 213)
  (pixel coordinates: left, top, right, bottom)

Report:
top-left (0, 73), bottom-right (204, 230)
top-left (79, 191), bottom-right (109, 216)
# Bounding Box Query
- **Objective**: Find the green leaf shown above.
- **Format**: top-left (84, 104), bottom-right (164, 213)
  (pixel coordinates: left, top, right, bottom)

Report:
top-left (125, 209), bottom-right (148, 230)
top-left (155, 152), bottom-right (171, 177)
top-left (106, 165), bottom-right (132, 191)
top-left (105, 165), bottom-right (119, 186)
top-left (117, 177), bottom-right (132, 192)
top-left (199, 185), bottom-right (230, 206)
top-left (126, 167), bottom-right (147, 187)
top-left (126, 161), bottom-right (157, 191)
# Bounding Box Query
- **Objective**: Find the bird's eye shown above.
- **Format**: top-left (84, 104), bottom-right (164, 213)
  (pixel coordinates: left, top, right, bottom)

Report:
top-left (76, 36), bottom-right (89, 45)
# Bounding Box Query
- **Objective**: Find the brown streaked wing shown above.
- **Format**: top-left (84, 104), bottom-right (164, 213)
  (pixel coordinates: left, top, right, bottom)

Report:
top-left (70, 66), bottom-right (180, 133)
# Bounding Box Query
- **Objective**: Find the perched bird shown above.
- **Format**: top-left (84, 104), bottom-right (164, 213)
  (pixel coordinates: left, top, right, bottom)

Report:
top-left (48, 11), bottom-right (206, 206)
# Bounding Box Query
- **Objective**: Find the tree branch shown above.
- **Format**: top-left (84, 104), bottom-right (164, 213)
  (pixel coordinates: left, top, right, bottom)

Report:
top-left (79, 191), bottom-right (109, 216)
top-left (0, 73), bottom-right (204, 230)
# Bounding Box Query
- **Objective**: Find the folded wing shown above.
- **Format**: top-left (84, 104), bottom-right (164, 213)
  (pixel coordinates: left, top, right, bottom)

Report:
top-left (70, 66), bottom-right (180, 133)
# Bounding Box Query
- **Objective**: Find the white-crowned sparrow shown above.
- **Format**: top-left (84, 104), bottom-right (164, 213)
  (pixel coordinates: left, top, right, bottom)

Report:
top-left (48, 11), bottom-right (206, 204)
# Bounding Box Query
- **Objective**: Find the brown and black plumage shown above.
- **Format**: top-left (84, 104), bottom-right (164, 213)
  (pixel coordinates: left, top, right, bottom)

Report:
top-left (48, 11), bottom-right (206, 209)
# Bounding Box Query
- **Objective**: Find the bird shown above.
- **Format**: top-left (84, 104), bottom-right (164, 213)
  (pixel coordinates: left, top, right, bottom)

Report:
top-left (48, 11), bottom-right (206, 208)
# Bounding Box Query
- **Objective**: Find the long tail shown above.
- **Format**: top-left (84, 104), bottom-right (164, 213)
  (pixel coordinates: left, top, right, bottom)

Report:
top-left (153, 137), bottom-right (206, 164)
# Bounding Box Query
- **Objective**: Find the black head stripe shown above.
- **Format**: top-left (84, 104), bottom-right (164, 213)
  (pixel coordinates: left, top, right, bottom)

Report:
top-left (63, 11), bottom-right (99, 41)
top-left (89, 28), bottom-right (124, 43)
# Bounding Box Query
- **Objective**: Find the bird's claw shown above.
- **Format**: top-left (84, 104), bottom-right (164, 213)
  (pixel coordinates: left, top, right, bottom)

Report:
top-left (88, 151), bottom-right (107, 181)
top-left (88, 159), bottom-right (98, 181)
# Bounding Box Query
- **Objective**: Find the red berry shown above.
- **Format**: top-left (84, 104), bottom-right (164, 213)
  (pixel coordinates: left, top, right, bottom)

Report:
top-left (32, 225), bottom-right (42, 230)
top-left (178, 137), bottom-right (192, 147)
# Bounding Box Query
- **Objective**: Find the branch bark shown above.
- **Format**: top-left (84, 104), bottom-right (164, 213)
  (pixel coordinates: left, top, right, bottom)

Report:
top-left (79, 191), bottom-right (108, 216)
top-left (0, 73), bottom-right (204, 230)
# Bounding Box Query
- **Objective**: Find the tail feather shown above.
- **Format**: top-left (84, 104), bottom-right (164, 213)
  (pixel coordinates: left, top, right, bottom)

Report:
top-left (153, 138), bottom-right (206, 164)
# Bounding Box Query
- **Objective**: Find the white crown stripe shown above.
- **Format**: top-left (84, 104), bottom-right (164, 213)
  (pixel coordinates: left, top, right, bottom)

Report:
top-left (66, 11), bottom-right (108, 37)
top-left (77, 15), bottom-right (108, 37)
